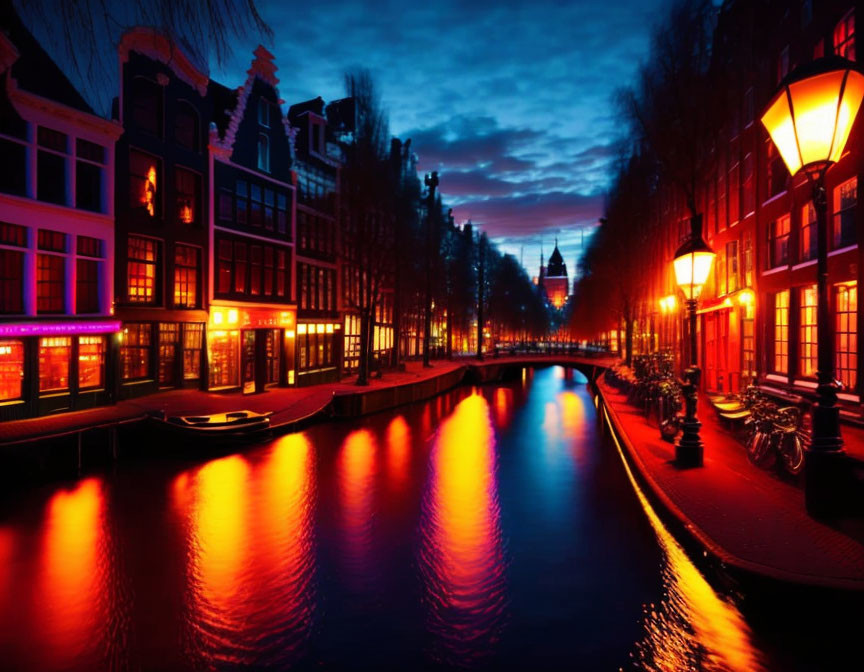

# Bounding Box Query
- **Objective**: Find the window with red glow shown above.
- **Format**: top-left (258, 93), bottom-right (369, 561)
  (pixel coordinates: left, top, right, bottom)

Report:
top-left (0, 249), bottom-right (24, 314)
top-left (129, 150), bottom-right (160, 217)
top-left (158, 322), bottom-right (179, 385)
top-left (175, 167), bottom-right (199, 225)
top-left (38, 229), bottom-right (66, 252)
top-left (800, 202), bottom-right (817, 262)
top-left (773, 290), bottom-right (790, 374)
top-left (250, 244), bottom-right (262, 295)
top-left (0, 339), bottom-right (24, 401)
top-left (835, 9), bottom-right (856, 61)
top-left (121, 323), bottom-right (151, 380)
top-left (234, 241), bottom-right (247, 293)
top-left (127, 236), bottom-right (158, 304)
top-left (836, 283), bottom-right (858, 390)
top-left (37, 254), bottom-right (65, 314)
top-left (799, 285), bottom-right (818, 378)
top-left (76, 259), bottom-right (100, 313)
top-left (728, 161), bottom-right (740, 225)
top-left (78, 335), bottom-right (104, 389)
top-left (769, 214), bottom-right (791, 268)
top-left (39, 337), bottom-right (71, 392)
top-left (173, 244), bottom-right (198, 308)
top-left (833, 177), bottom-right (857, 249)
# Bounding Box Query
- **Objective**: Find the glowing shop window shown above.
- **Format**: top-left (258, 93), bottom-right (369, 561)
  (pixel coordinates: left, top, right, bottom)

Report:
top-left (0, 339), bottom-right (24, 401)
top-left (39, 337), bottom-right (71, 393)
top-left (836, 283), bottom-right (858, 390)
top-left (78, 335), bottom-right (104, 389)
top-left (799, 285), bottom-right (817, 378)
top-left (773, 291), bottom-right (789, 374)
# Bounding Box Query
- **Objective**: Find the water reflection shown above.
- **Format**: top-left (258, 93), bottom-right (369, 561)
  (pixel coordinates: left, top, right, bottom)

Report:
top-left (35, 478), bottom-right (115, 670)
top-left (338, 428), bottom-right (379, 586)
top-left (385, 415), bottom-right (412, 494)
top-left (419, 393), bottom-right (507, 666)
top-left (603, 407), bottom-right (766, 672)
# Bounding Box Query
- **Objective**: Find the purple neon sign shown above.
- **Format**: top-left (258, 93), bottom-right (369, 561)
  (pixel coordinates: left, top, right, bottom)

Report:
top-left (0, 320), bottom-right (122, 337)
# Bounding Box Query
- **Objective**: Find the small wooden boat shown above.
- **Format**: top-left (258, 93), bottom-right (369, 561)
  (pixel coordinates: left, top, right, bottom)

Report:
top-left (150, 410), bottom-right (273, 441)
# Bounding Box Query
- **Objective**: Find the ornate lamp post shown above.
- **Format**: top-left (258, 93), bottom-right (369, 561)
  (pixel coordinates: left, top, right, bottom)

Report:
top-left (761, 56), bottom-right (864, 515)
top-left (672, 215), bottom-right (715, 467)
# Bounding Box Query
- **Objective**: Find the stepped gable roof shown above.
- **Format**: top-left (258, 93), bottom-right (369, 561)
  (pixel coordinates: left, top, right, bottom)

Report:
top-left (0, 3), bottom-right (93, 114)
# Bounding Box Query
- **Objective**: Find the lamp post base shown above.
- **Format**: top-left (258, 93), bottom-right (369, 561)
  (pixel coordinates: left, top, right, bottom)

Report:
top-left (805, 448), bottom-right (848, 518)
top-left (675, 365), bottom-right (704, 468)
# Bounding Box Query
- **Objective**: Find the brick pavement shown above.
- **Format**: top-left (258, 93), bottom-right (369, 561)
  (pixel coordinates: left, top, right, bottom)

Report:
top-left (599, 374), bottom-right (864, 589)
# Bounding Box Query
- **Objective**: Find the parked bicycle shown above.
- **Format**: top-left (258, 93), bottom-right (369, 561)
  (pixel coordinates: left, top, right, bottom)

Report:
top-left (744, 401), bottom-right (806, 476)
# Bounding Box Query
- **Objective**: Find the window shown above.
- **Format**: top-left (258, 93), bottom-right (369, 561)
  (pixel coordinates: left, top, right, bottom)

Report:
top-left (39, 337), bottom-right (71, 393)
top-left (277, 193), bottom-right (289, 236)
top-left (258, 99), bottom-right (271, 127)
top-left (258, 133), bottom-right (270, 172)
top-left (175, 167), bottom-right (200, 226)
top-left (800, 202), bottom-right (817, 262)
top-left (183, 323), bottom-right (204, 380)
top-left (773, 290), bottom-right (790, 374)
top-left (742, 153), bottom-right (754, 216)
top-left (37, 254), bottom-right (65, 314)
top-left (0, 340), bottom-right (24, 401)
top-left (726, 241), bottom-right (739, 294)
top-left (743, 232), bottom-right (754, 287)
top-left (173, 244), bottom-right (199, 308)
top-left (833, 177), bottom-right (857, 249)
top-left (767, 139), bottom-right (787, 198)
top-left (121, 323), bottom-right (151, 380)
top-left (250, 184), bottom-right (262, 227)
top-left (158, 322), bottom-right (179, 385)
top-left (217, 239), bottom-right (233, 294)
top-left (250, 245), bottom-right (262, 295)
top-left (37, 127), bottom-right (67, 205)
top-left (0, 102), bottom-right (27, 196)
top-left (0, 225), bottom-right (25, 313)
top-left (769, 214), bottom-right (791, 268)
top-left (78, 335), bottom-right (104, 389)
top-left (127, 236), bottom-right (158, 304)
top-left (742, 302), bottom-right (755, 383)
top-left (836, 283), bottom-right (858, 390)
top-left (175, 102), bottom-right (199, 151)
top-left (209, 330), bottom-right (239, 388)
top-left (799, 285), bottom-right (818, 378)
top-left (75, 139), bottom-right (105, 212)
top-left (234, 241), bottom-right (247, 293)
top-left (297, 325), bottom-right (337, 372)
top-left (130, 150), bottom-right (160, 217)
top-left (264, 189), bottom-right (275, 231)
top-left (728, 162), bottom-right (740, 225)
top-left (801, 0), bottom-right (813, 27)
top-left (130, 77), bottom-right (162, 137)
top-left (76, 258), bottom-right (100, 313)
top-left (717, 170), bottom-right (727, 232)
top-left (835, 9), bottom-right (856, 61)
top-left (236, 180), bottom-right (248, 225)
top-left (215, 234), bottom-right (288, 300)
top-left (219, 189), bottom-right (233, 222)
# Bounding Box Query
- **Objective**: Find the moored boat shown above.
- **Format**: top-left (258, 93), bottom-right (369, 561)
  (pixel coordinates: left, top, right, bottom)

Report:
top-left (149, 410), bottom-right (274, 441)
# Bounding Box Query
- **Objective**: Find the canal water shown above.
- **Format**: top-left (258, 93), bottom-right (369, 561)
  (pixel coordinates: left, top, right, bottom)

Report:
top-left (0, 366), bottom-right (860, 671)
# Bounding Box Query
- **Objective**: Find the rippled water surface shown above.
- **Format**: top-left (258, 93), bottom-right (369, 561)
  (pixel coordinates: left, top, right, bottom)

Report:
top-left (0, 366), bottom-right (857, 670)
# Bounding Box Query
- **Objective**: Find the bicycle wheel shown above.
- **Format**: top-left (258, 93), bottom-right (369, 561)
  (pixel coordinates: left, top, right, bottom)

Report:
top-left (781, 433), bottom-right (805, 475)
top-left (749, 431), bottom-right (774, 467)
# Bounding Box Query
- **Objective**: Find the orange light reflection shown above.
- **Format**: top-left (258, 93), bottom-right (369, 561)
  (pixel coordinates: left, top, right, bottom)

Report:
top-left (338, 429), bottom-right (378, 584)
top-left (420, 393), bottom-right (506, 666)
top-left (385, 416), bottom-right (411, 493)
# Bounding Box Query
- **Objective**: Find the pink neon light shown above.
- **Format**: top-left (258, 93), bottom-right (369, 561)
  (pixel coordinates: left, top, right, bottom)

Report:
top-left (0, 320), bottom-right (121, 337)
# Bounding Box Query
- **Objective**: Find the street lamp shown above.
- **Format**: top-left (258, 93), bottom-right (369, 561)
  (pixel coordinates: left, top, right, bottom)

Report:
top-left (672, 214), bottom-right (715, 467)
top-left (761, 56), bottom-right (864, 515)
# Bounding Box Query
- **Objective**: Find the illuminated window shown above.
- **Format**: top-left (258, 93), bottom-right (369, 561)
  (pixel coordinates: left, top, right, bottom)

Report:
top-left (121, 323), bottom-right (151, 380)
top-left (37, 126), bottom-right (68, 205)
top-left (173, 244), bottom-right (198, 308)
top-left (175, 167), bottom-right (199, 225)
top-left (129, 150), bottom-right (160, 217)
top-left (742, 302), bottom-right (755, 382)
top-left (769, 214), bottom-right (791, 268)
top-left (78, 335), bottom-right (104, 389)
top-left (37, 254), bottom-right (65, 314)
top-left (0, 340), bottom-right (24, 401)
top-left (726, 241), bottom-right (739, 294)
top-left (183, 323), bottom-right (204, 380)
top-left (127, 236), bottom-right (158, 304)
top-left (799, 285), bottom-right (818, 378)
top-left (800, 202), bottom-right (817, 262)
top-left (209, 330), bottom-right (239, 388)
top-left (743, 232), bottom-right (754, 287)
top-left (277, 249), bottom-right (287, 298)
top-left (250, 245), bottom-right (262, 295)
top-left (158, 322), bottom-right (179, 385)
top-left (39, 336), bottom-right (71, 393)
top-left (833, 177), bottom-right (857, 249)
top-left (257, 133), bottom-right (270, 172)
top-left (834, 9), bottom-right (856, 61)
top-left (175, 101), bottom-right (199, 151)
top-left (836, 283), bottom-right (858, 390)
top-left (773, 290), bottom-right (790, 374)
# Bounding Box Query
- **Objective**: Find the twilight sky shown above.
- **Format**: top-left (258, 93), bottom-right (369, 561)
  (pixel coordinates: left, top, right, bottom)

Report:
top-left (212, 0), bottom-right (669, 277)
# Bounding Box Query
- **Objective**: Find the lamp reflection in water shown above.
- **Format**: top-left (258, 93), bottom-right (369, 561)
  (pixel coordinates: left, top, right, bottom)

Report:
top-left (419, 393), bottom-right (507, 667)
top-left (175, 455), bottom-right (251, 666)
top-left (338, 428), bottom-right (379, 587)
top-left (35, 478), bottom-right (115, 671)
top-left (385, 416), bottom-right (412, 494)
top-left (493, 387), bottom-right (513, 428)
top-left (603, 407), bottom-right (765, 672)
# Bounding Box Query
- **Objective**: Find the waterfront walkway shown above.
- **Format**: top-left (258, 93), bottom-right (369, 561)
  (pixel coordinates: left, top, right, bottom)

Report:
top-left (0, 355), bottom-right (608, 445)
top-left (598, 374), bottom-right (864, 590)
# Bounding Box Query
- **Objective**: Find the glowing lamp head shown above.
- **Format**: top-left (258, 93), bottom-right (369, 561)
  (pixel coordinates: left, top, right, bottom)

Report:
top-left (761, 56), bottom-right (864, 178)
top-left (673, 220), bottom-right (715, 300)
